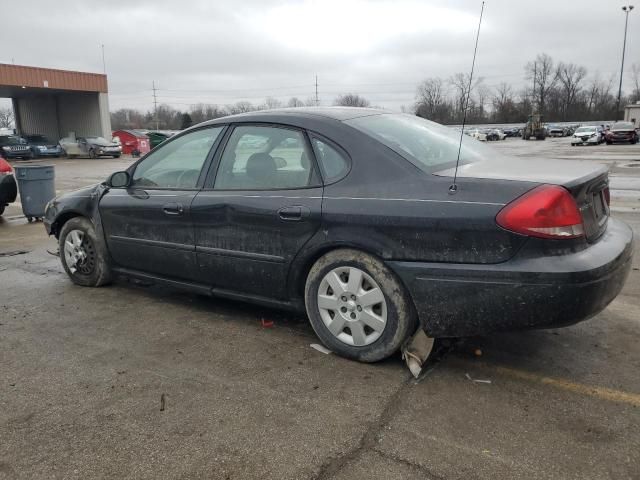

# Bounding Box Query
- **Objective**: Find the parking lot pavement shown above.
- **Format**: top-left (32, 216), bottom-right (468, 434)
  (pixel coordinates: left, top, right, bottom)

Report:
top-left (1, 147), bottom-right (640, 479)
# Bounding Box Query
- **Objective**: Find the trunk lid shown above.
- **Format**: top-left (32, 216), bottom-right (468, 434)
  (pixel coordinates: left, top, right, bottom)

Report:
top-left (434, 157), bottom-right (609, 242)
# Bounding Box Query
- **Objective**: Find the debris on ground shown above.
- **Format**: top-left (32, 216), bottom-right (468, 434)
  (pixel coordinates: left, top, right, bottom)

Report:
top-left (46, 249), bottom-right (59, 257)
top-left (465, 373), bottom-right (492, 384)
top-left (160, 393), bottom-right (166, 411)
top-left (310, 343), bottom-right (332, 355)
top-left (402, 329), bottom-right (435, 378)
top-left (0, 250), bottom-right (31, 257)
top-left (261, 318), bottom-right (274, 328)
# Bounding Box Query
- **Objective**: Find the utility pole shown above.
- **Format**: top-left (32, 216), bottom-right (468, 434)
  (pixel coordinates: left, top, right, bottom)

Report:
top-left (315, 75), bottom-right (319, 106)
top-left (616, 5), bottom-right (634, 120)
top-left (152, 81), bottom-right (159, 130)
top-left (532, 62), bottom-right (537, 114)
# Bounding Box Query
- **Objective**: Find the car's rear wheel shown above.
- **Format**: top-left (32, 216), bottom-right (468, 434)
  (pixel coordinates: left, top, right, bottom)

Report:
top-left (59, 217), bottom-right (112, 287)
top-left (89, 149), bottom-right (97, 159)
top-left (305, 249), bottom-right (417, 362)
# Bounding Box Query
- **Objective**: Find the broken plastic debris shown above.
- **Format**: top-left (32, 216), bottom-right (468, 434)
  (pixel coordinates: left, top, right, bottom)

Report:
top-left (401, 329), bottom-right (435, 379)
top-left (465, 373), bottom-right (492, 384)
top-left (310, 343), bottom-right (332, 355)
top-left (261, 318), bottom-right (274, 328)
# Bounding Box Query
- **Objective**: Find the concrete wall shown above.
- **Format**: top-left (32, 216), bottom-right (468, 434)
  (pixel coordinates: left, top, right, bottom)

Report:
top-left (15, 91), bottom-right (112, 140)
top-left (624, 105), bottom-right (640, 128)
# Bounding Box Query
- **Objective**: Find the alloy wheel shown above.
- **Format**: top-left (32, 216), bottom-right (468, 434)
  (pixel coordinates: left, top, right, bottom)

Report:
top-left (63, 229), bottom-right (96, 275)
top-left (317, 266), bottom-right (388, 346)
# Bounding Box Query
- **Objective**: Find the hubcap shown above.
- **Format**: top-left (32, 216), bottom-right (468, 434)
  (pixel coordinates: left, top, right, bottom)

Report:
top-left (63, 229), bottom-right (96, 275)
top-left (317, 266), bottom-right (387, 346)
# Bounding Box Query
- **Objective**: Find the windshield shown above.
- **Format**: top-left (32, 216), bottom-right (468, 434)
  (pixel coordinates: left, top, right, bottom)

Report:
top-left (0, 135), bottom-right (26, 146)
top-left (612, 122), bottom-right (634, 130)
top-left (345, 114), bottom-right (503, 172)
top-left (575, 127), bottom-right (596, 133)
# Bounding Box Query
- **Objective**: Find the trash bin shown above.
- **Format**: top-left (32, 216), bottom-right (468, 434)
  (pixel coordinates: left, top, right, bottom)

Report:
top-left (14, 165), bottom-right (56, 222)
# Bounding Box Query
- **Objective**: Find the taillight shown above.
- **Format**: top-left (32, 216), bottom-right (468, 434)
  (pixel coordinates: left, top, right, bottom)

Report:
top-left (0, 158), bottom-right (12, 175)
top-left (496, 185), bottom-right (584, 239)
top-left (603, 187), bottom-right (610, 206)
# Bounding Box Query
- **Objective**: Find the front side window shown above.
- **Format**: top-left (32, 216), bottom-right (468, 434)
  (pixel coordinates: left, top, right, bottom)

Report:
top-left (132, 127), bottom-right (223, 189)
top-left (215, 125), bottom-right (315, 190)
top-left (311, 137), bottom-right (350, 183)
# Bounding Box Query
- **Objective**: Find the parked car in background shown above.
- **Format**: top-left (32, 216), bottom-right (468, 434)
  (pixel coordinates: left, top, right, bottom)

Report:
top-left (502, 127), bottom-right (522, 137)
top-left (548, 125), bottom-right (570, 137)
top-left (43, 108), bottom-right (632, 363)
top-left (571, 126), bottom-right (604, 146)
top-left (0, 135), bottom-right (31, 159)
top-left (0, 156), bottom-right (17, 216)
top-left (605, 122), bottom-right (639, 144)
top-left (60, 136), bottom-right (122, 158)
top-left (24, 134), bottom-right (63, 158)
top-left (470, 129), bottom-right (488, 141)
top-left (491, 129), bottom-right (507, 141)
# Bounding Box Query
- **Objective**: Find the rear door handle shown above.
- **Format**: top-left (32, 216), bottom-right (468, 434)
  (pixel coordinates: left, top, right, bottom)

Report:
top-left (163, 202), bottom-right (184, 216)
top-left (278, 205), bottom-right (310, 221)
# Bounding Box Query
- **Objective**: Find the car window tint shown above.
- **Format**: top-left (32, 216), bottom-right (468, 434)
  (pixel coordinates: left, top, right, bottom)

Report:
top-left (215, 126), bottom-right (314, 190)
top-left (311, 138), bottom-right (349, 183)
top-left (132, 127), bottom-right (222, 189)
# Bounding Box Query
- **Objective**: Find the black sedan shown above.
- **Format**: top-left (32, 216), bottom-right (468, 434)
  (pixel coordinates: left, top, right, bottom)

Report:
top-left (43, 108), bottom-right (633, 363)
top-left (24, 134), bottom-right (63, 158)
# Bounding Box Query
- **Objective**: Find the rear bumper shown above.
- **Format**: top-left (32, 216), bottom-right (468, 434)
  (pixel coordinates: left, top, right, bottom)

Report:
top-left (387, 218), bottom-right (634, 337)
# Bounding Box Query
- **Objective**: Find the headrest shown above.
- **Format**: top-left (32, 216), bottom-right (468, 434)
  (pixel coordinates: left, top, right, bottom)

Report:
top-left (246, 152), bottom-right (277, 180)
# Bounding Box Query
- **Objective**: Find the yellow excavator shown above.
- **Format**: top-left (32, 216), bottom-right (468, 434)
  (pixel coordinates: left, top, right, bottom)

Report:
top-left (522, 114), bottom-right (547, 140)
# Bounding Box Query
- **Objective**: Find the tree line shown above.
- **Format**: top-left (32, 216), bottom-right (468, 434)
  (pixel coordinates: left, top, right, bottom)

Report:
top-left (109, 53), bottom-right (640, 131)
top-left (416, 54), bottom-right (640, 125)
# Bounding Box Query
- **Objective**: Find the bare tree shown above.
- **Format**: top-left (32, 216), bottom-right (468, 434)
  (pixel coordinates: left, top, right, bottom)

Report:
top-left (227, 101), bottom-right (256, 115)
top-left (449, 73), bottom-right (483, 119)
top-left (556, 62), bottom-right (587, 120)
top-left (333, 93), bottom-right (370, 107)
top-left (264, 97), bottom-right (282, 110)
top-left (525, 53), bottom-right (558, 115)
top-left (287, 97), bottom-right (304, 108)
top-left (492, 82), bottom-right (516, 123)
top-left (415, 78), bottom-right (445, 120)
top-left (0, 107), bottom-right (14, 129)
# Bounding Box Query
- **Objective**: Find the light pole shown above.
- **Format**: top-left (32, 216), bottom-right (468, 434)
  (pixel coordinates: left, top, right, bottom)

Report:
top-left (616, 5), bottom-right (634, 120)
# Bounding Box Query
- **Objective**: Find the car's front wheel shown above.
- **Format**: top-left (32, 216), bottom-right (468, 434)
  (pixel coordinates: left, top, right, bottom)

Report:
top-left (305, 249), bottom-right (417, 362)
top-left (59, 217), bottom-right (112, 287)
top-left (89, 149), bottom-right (97, 159)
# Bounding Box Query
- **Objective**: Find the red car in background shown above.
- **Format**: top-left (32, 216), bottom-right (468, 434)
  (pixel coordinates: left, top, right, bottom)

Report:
top-left (605, 122), bottom-right (639, 144)
top-left (0, 156), bottom-right (18, 216)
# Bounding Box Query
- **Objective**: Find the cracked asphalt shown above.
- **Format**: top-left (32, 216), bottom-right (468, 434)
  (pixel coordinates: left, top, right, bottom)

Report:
top-left (1, 138), bottom-right (640, 479)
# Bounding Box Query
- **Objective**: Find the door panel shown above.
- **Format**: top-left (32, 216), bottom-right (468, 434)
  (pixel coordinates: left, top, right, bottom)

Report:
top-left (192, 124), bottom-right (324, 299)
top-left (98, 126), bottom-right (225, 280)
top-left (100, 189), bottom-right (198, 279)
top-left (192, 190), bottom-right (323, 299)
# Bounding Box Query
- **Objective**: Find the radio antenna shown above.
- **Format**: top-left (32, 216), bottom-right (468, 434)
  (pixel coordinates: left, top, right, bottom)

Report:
top-left (450, 1), bottom-right (485, 194)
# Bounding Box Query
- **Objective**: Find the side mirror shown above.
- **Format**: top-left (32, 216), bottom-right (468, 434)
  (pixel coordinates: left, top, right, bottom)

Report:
top-left (107, 171), bottom-right (130, 188)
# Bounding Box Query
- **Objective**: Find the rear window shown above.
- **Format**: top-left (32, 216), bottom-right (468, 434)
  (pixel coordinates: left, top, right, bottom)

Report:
top-left (575, 127), bottom-right (596, 133)
top-left (345, 113), bottom-right (501, 172)
top-left (612, 122), bottom-right (634, 130)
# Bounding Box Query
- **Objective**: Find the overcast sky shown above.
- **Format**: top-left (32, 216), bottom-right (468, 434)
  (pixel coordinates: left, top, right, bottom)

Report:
top-left (2, 0), bottom-right (638, 112)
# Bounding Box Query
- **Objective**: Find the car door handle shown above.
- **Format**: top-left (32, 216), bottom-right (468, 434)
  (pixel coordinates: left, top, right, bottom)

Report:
top-left (278, 205), bottom-right (310, 221)
top-left (163, 203), bottom-right (184, 216)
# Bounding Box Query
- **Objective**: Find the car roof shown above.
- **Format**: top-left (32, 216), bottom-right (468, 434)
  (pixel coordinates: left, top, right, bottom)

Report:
top-left (200, 106), bottom-right (391, 127)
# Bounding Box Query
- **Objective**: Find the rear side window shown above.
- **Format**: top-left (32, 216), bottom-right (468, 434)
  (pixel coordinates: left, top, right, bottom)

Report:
top-left (311, 138), bottom-right (350, 183)
top-left (215, 125), bottom-right (317, 190)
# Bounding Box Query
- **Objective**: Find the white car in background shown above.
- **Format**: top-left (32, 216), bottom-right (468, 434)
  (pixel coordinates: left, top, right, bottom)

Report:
top-left (470, 129), bottom-right (487, 141)
top-left (571, 126), bottom-right (604, 146)
top-left (60, 136), bottom-right (122, 158)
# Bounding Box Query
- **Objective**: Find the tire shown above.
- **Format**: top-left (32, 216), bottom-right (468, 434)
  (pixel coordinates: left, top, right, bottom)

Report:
top-left (0, 204), bottom-right (4, 216)
top-left (59, 217), bottom-right (112, 287)
top-left (113, 154), bottom-right (121, 158)
top-left (606, 141), bottom-right (612, 145)
top-left (28, 149), bottom-right (37, 160)
top-left (305, 249), bottom-right (417, 362)
top-left (89, 149), bottom-right (97, 159)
